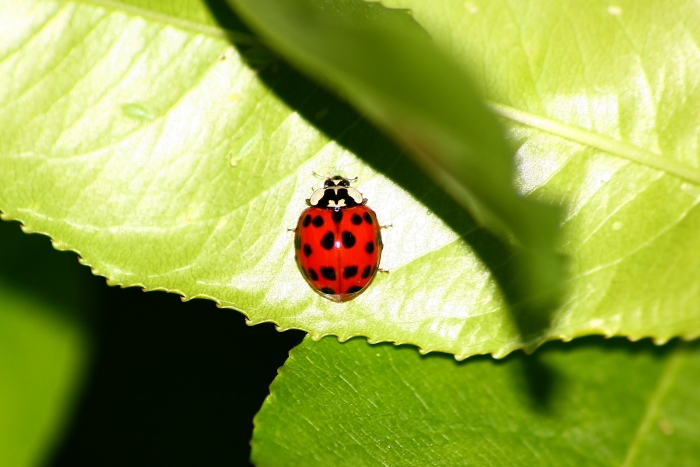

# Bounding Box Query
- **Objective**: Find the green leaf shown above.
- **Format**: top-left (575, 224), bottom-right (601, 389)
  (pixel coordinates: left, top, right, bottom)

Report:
top-left (1, 0), bottom-right (699, 360)
top-left (226, 0), bottom-right (564, 310)
top-left (0, 221), bottom-right (88, 467)
top-left (252, 337), bottom-right (700, 466)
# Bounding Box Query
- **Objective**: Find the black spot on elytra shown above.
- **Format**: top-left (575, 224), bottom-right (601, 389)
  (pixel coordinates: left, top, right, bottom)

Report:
top-left (342, 231), bottom-right (356, 248)
top-left (321, 232), bottom-right (334, 250)
top-left (343, 266), bottom-right (358, 279)
top-left (302, 215), bottom-right (312, 227)
top-left (351, 213), bottom-right (362, 225)
top-left (366, 241), bottom-right (375, 254)
top-left (332, 210), bottom-right (343, 223)
top-left (361, 265), bottom-right (371, 279)
top-left (294, 235), bottom-right (301, 250)
top-left (312, 215), bottom-right (324, 227)
top-left (321, 267), bottom-right (336, 280)
top-left (363, 212), bottom-right (373, 225)
top-left (308, 268), bottom-right (319, 281)
top-left (346, 285), bottom-right (362, 294)
top-left (303, 244), bottom-right (312, 257)
top-left (320, 287), bottom-right (335, 294)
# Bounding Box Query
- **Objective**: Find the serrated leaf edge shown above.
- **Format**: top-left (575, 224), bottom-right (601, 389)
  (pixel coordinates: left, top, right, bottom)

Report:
top-left (4, 209), bottom-right (698, 361)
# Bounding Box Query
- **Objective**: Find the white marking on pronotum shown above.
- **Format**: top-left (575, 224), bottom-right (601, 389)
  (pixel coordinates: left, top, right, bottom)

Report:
top-left (308, 185), bottom-right (363, 206)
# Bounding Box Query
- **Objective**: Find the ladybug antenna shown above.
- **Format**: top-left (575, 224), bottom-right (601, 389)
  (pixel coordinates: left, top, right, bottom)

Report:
top-left (311, 171), bottom-right (328, 180)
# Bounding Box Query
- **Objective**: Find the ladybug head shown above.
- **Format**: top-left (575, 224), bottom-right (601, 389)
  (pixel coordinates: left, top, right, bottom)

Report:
top-left (323, 175), bottom-right (351, 188)
top-left (309, 176), bottom-right (365, 209)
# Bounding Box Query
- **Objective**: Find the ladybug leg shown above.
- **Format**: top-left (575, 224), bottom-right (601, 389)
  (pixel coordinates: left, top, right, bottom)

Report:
top-left (287, 227), bottom-right (297, 233)
top-left (380, 224), bottom-right (393, 229)
top-left (378, 268), bottom-right (390, 274)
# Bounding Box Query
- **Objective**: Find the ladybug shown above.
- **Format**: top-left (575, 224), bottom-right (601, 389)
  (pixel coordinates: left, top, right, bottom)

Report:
top-left (294, 176), bottom-right (383, 302)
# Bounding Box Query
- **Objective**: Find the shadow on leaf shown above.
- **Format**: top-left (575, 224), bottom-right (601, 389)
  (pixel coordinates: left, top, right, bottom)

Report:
top-left (204, 0), bottom-right (563, 406)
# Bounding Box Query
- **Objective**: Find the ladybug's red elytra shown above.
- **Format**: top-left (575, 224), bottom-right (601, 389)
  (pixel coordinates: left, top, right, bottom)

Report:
top-left (294, 176), bottom-right (383, 302)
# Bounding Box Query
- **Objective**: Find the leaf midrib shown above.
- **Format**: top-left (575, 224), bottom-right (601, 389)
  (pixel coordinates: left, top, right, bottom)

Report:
top-left (77, 0), bottom-right (259, 44)
top-left (490, 102), bottom-right (700, 186)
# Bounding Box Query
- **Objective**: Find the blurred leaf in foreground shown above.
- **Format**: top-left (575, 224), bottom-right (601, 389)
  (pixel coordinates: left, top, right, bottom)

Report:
top-left (0, 220), bottom-right (88, 467)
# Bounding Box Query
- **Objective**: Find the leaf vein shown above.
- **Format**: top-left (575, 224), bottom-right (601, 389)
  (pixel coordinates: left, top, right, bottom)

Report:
top-left (620, 346), bottom-right (688, 467)
top-left (75, 0), bottom-right (259, 44)
top-left (490, 102), bottom-right (700, 185)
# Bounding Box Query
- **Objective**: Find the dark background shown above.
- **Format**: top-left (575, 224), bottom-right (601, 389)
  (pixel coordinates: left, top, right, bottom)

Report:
top-left (49, 289), bottom-right (303, 467)
top-left (1, 219), bottom-right (304, 467)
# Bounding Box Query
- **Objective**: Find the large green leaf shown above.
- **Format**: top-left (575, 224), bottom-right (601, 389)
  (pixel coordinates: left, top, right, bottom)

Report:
top-left (1, 0), bottom-right (699, 359)
top-left (0, 221), bottom-right (88, 467)
top-left (252, 336), bottom-right (700, 466)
